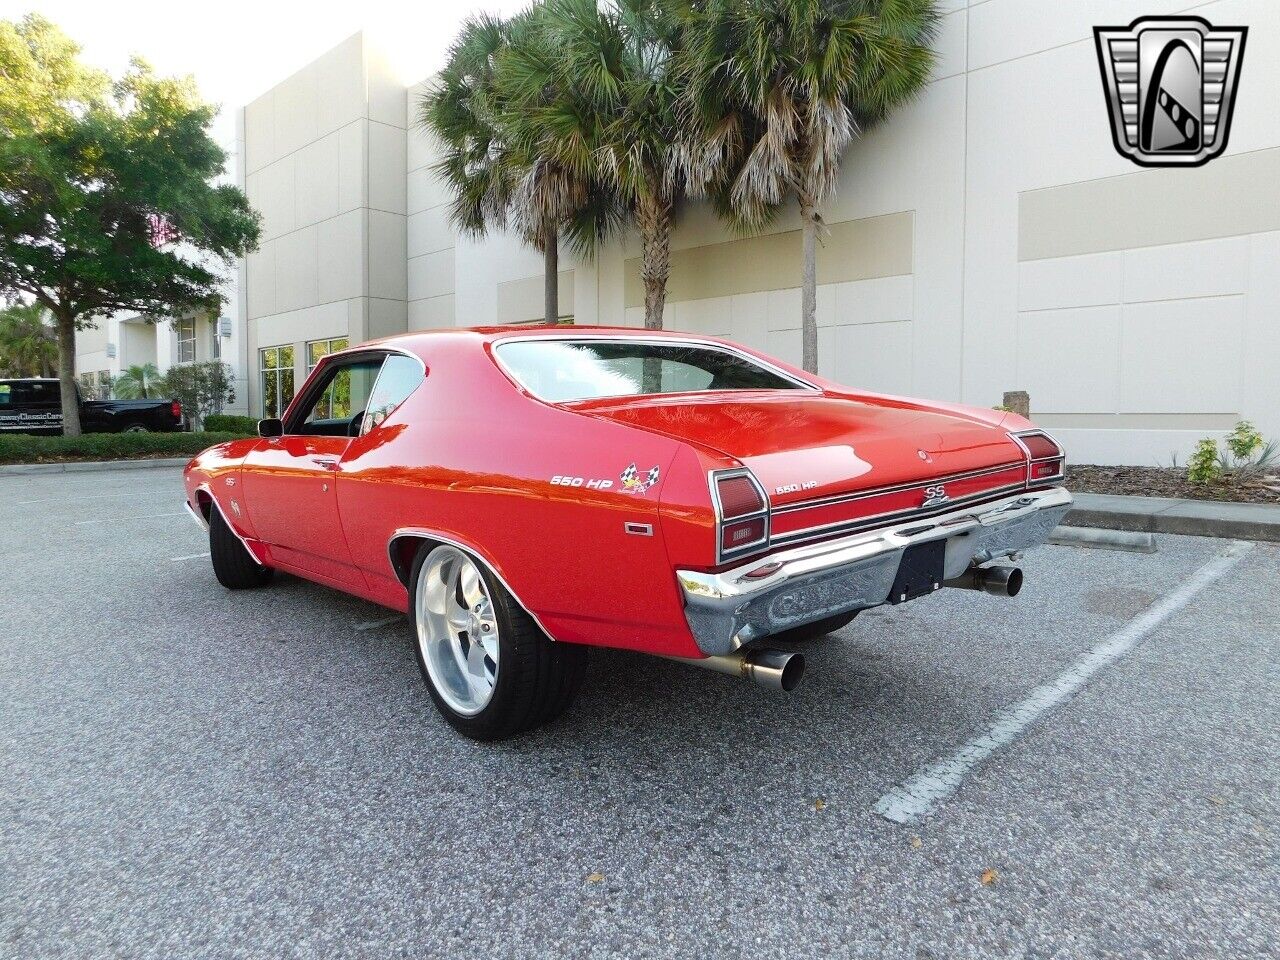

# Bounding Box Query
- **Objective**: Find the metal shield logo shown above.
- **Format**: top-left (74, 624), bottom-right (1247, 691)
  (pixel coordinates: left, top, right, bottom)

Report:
top-left (1094, 16), bottom-right (1247, 167)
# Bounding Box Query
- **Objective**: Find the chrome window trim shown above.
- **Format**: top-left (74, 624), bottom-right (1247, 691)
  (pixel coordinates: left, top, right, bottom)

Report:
top-left (771, 460), bottom-right (1027, 515)
top-left (709, 467), bottom-right (771, 565)
top-left (279, 346), bottom-right (427, 436)
top-left (489, 334), bottom-right (818, 401)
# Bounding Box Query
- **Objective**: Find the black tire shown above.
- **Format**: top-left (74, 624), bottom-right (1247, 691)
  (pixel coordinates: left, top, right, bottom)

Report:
top-left (409, 543), bottom-right (586, 741)
top-left (209, 504), bottom-right (274, 589)
top-left (769, 610), bottom-right (858, 644)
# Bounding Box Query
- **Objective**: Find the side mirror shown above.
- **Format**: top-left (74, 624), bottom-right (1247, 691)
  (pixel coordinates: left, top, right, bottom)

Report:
top-left (257, 418), bottom-right (283, 438)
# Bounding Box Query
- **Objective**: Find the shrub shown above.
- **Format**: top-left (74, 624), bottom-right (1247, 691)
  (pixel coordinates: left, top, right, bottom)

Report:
top-left (1186, 420), bottom-right (1278, 486)
top-left (160, 362), bottom-right (236, 430)
top-left (1187, 438), bottom-right (1222, 486)
top-left (1225, 420), bottom-right (1263, 461)
top-left (204, 413), bottom-right (259, 434)
top-left (0, 431), bottom-right (253, 465)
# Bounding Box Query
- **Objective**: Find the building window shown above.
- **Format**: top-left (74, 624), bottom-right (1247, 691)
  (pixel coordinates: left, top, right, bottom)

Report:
top-left (307, 337), bottom-right (349, 372)
top-left (304, 338), bottom-right (349, 419)
top-left (211, 323), bottom-right (222, 361)
top-left (176, 316), bottom-right (196, 363)
top-left (259, 345), bottom-right (295, 418)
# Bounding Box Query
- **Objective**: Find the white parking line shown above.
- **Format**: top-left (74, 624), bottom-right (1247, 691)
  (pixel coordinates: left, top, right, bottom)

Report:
top-left (170, 552), bottom-right (211, 562)
top-left (875, 540), bottom-right (1253, 825)
top-left (75, 512), bottom-right (185, 525)
top-left (355, 616), bottom-right (403, 632)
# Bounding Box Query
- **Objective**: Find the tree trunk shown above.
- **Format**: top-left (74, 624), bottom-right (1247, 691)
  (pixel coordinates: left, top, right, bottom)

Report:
top-left (54, 310), bottom-right (82, 437)
top-left (544, 230), bottom-right (559, 324)
top-left (800, 200), bottom-right (819, 374)
top-left (639, 194), bottom-right (673, 330)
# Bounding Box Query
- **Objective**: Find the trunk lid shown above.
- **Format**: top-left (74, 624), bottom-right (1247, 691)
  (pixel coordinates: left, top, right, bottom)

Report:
top-left (572, 391), bottom-right (1027, 509)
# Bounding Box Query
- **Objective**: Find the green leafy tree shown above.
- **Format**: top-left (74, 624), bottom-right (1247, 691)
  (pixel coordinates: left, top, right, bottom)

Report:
top-left (160, 360), bottom-right (234, 429)
top-left (677, 0), bottom-right (938, 372)
top-left (0, 301), bottom-right (57, 377)
top-left (422, 10), bottom-right (619, 324)
top-left (112, 362), bottom-right (162, 399)
top-left (504, 0), bottom-right (685, 330)
top-left (0, 15), bottom-right (260, 434)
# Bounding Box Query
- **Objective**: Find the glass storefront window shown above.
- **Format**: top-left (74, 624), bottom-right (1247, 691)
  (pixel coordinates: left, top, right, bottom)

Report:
top-left (260, 345), bottom-right (295, 418)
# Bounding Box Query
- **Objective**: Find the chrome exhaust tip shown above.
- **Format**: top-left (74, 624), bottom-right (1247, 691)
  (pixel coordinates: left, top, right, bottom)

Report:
top-left (662, 647), bottom-right (806, 692)
top-left (945, 564), bottom-right (1023, 597)
top-left (742, 647), bottom-right (806, 692)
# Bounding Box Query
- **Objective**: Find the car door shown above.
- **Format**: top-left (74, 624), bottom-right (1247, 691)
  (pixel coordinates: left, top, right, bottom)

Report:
top-left (240, 353), bottom-right (386, 586)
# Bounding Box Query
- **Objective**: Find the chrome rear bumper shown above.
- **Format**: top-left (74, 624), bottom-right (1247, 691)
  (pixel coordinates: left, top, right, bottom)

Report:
top-left (677, 486), bottom-right (1073, 655)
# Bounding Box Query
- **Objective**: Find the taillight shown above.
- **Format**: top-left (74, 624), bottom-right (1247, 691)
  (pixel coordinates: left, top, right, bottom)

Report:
top-left (1015, 431), bottom-right (1065, 484)
top-left (171, 400), bottom-right (182, 420)
top-left (716, 474), bottom-right (766, 518)
top-left (711, 469), bottom-right (769, 562)
top-left (1020, 433), bottom-right (1060, 459)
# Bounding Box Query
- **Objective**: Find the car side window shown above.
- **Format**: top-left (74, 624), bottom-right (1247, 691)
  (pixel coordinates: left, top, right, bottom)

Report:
top-left (294, 358), bottom-right (384, 437)
top-left (361, 354), bottom-right (424, 434)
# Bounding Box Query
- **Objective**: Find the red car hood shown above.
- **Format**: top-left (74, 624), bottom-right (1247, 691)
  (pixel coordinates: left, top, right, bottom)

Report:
top-left (572, 391), bottom-right (1026, 508)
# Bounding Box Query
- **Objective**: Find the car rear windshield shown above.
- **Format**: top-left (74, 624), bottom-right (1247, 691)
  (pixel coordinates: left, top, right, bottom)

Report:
top-left (494, 339), bottom-right (806, 402)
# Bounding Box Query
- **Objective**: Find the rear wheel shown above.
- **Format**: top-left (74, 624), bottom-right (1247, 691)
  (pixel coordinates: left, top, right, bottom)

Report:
top-left (209, 504), bottom-right (274, 589)
top-left (769, 611), bottom-right (858, 644)
top-left (410, 543), bottom-right (586, 740)
top-left (122, 424), bottom-right (149, 433)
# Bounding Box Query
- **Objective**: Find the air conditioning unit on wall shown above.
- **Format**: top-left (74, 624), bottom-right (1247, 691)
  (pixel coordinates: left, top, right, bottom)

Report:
top-left (219, 316), bottom-right (232, 337)
top-left (106, 343), bottom-right (117, 358)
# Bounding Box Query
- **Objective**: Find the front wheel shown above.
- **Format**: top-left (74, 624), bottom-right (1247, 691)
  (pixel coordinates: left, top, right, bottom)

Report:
top-left (410, 543), bottom-right (586, 740)
top-left (209, 504), bottom-right (274, 589)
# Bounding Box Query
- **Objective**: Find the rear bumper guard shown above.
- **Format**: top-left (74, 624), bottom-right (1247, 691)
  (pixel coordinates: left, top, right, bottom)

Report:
top-left (677, 486), bottom-right (1073, 656)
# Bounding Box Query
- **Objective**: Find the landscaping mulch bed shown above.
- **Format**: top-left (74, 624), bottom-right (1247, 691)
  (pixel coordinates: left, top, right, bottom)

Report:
top-left (1067, 464), bottom-right (1280, 505)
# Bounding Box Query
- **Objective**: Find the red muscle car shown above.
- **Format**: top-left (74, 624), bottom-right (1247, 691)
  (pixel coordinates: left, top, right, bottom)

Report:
top-left (184, 327), bottom-right (1072, 740)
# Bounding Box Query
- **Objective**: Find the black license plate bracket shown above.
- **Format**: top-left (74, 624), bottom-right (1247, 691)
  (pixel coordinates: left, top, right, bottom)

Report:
top-left (889, 539), bottom-right (946, 604)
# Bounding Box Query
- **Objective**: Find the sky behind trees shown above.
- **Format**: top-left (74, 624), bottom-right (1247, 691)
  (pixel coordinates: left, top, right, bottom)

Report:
top-left (0, 0), bottom-right (529, 153)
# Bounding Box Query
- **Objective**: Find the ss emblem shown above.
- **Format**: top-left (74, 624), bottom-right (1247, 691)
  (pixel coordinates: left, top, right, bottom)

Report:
top-left (922, 484), bottom-right (949, 507)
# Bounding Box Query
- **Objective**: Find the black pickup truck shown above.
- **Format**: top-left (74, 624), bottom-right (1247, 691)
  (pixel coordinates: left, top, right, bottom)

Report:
top-left (0, 378), bottom-right (186, 434)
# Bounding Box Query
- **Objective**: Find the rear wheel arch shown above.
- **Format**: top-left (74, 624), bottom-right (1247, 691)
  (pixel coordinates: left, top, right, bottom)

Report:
top-left (388, 530), bottom-right (555, 640)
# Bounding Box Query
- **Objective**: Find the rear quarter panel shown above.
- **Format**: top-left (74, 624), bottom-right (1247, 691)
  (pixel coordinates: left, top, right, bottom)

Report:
top-left (336, 340), bottom-right (702, 657)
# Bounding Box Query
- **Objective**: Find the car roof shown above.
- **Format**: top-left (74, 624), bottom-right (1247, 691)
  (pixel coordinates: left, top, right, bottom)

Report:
top-left (355, 325), bottom-right (738, 360)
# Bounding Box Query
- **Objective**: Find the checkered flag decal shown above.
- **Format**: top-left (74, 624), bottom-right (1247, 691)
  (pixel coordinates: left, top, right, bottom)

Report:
top-left (620, 462), bottom-right (660, 492)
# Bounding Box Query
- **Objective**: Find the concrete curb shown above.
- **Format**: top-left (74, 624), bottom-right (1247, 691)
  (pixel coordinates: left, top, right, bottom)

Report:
top-left (1048, 526), bottom-right (1158, 553)
top-left (0, 457), bottom-right (189, 476)
top-left (1063, 491), bottom-right (1280, 543)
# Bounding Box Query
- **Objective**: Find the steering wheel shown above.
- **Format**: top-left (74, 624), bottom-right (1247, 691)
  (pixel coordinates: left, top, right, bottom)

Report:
top-left (348, 410), bottom-right (366, 437)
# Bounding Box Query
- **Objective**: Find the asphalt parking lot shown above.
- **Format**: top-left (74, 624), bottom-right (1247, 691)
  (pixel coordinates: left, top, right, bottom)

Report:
top-left (2, 466), bottom-right (1277, 959)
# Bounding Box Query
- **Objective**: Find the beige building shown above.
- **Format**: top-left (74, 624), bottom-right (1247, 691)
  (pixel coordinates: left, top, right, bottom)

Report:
top-left (238, 1), bottom-right (1280, 464)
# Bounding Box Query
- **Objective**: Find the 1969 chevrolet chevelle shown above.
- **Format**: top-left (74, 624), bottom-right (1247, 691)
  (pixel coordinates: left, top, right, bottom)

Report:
top-left (184, 327), bottom-right (1072, 739)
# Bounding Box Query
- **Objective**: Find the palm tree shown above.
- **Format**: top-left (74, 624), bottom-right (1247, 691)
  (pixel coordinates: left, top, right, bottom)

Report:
top-left (113, 362), bottom-right (161, 399)
top-left (0, 302), bottom-right (57, 377)
top-left (677, 0), bottom-right (938, 372)
top-left (422, 11), bottom-right (618, 324)
top-left (507, 0), bottom-right (685, 330)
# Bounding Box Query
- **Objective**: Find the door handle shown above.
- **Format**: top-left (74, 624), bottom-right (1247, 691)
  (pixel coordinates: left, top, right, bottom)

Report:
top-left (314, 458), bottom-right (340, 472)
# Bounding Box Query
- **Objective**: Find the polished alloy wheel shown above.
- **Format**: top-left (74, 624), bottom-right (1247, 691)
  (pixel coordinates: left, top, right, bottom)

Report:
top-left (415, 546), bottom-right (500, 716)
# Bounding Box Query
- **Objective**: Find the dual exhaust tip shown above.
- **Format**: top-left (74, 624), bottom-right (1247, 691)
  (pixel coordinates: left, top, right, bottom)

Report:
top-left (675, 563), bottom-right (1022, 693)
top-left (943, 563), bottom-right (1023, 597)
top-left (666, 646), bottom-right (806, 693)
